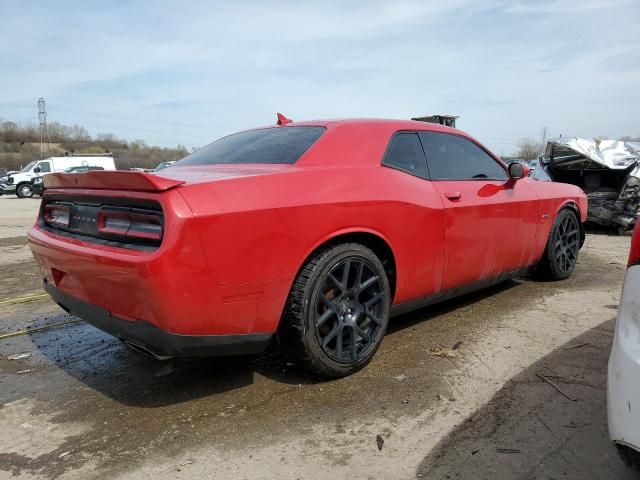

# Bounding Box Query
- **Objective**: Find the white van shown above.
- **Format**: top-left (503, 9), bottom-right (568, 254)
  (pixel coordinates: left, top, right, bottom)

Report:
top-left (1, 154), bottom-right (116, 198)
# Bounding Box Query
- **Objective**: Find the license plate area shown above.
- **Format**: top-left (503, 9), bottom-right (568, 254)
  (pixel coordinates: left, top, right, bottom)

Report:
top-left (69, 204), bottom-right (99, 235)
top-left (40, 195), bottom-right (164, 251)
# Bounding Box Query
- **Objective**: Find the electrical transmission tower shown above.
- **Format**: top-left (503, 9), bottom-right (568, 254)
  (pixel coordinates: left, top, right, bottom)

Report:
top-left (38, 97), bottom-right (52, 158)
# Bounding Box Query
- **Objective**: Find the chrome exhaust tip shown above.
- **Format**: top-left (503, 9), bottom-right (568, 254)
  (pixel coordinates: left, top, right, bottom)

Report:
top-left (123, 341), bottom-right (172, 361)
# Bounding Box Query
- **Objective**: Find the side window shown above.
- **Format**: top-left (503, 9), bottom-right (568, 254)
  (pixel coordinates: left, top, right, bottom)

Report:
top-left (37, 161), bottom-right (51, 173)
top-left (419, 132), bottom-right (507, 180)
top-left (382, 133), bottom-right (429, 178)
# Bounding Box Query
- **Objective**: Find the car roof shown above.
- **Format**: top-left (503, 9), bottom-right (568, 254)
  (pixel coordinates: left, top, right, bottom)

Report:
top-left (176, 118), bottom-right (493, 169)
top-left (269, 118), bottom-right (485, 168)
top-left (284, 118), bottom-right (462, 134)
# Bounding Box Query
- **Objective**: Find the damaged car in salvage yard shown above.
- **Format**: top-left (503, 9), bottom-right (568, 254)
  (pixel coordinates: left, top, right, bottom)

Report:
top-left (533, 137), bottom-right (640, 233)
top-left (28, 117), bottom-right (588, 377)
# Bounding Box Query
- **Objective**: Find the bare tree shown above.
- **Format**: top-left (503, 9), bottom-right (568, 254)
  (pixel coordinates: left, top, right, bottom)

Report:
top-left (97, 133), bottom-right (116, 142)
top-left (69, 124), bottom-right (90, 142)
top-left (0, 119), bottom-right (190, 171)
top-left (1, 121), bottom-right (19, 142)
top-left (517, 138), bottom-right (544, 162)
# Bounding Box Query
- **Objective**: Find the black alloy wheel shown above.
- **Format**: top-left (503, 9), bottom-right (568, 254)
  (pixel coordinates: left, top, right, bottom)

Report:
top-left (313, 257), bottom-right (386, 364)
top-left (281, 243), bottom-right (391, 377)
top-left (554, 212), bottom-right (580, 274)
top-left (536, 208), bottom-right (581, 280)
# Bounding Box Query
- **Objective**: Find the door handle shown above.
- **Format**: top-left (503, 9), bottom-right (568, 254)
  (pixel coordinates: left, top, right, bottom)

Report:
top-left (444, 191), bottom-right (462, 200)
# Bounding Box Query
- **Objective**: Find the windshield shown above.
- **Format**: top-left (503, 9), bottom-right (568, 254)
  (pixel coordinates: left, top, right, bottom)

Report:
top-left (177, 126), bottom-right (325, 166)
top-left (19, 161), bottom-right (37, 173)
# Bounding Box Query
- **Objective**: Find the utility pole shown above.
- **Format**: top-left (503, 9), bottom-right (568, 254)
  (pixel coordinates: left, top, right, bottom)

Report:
top-left (38, 97), bottom-right (52, 158)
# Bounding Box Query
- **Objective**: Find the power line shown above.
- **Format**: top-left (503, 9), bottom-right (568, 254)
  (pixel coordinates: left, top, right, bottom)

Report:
top-left (1, 103), bottom-right (224, 145)
top-left (3, 102), bottom-right (219, 131)
top-left (4, 113), bottom-right (209, 148)
top-left (48, 105), bottom-right (225, 132)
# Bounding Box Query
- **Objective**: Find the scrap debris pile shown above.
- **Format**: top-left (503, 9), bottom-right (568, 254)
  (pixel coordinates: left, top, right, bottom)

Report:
top-left (534, 138), bottom-right (640, 232)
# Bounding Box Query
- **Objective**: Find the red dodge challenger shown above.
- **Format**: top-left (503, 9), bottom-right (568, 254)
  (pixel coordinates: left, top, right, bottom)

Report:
top-left (28, 117), bottom-right (587, 377)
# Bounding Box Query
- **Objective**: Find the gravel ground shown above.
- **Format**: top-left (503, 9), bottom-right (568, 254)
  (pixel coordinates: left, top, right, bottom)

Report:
top-left (0, 196), bottom-right (635, 479)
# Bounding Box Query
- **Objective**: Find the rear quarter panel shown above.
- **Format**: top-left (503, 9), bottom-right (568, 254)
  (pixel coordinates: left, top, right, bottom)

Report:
top-left (177, 165), bottom-right (446, 305)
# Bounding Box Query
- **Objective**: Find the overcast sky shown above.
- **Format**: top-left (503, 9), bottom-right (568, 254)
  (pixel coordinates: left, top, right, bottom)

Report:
top-left (1, 0), bottom-right (638, 155)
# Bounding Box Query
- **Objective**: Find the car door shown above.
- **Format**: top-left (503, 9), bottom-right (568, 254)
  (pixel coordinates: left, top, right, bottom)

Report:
top-left (381, 131), bottom-right (446, 300)
top-left (419, 131), bottom-right (539, 291)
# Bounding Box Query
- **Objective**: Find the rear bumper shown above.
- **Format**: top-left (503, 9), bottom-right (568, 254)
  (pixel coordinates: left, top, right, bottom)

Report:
top-left (45, 280), bottom-right (273, 358)
top-left (608, 265), bottom-right (640, 454)
top-left (28, 191), bottom-right (291, 337)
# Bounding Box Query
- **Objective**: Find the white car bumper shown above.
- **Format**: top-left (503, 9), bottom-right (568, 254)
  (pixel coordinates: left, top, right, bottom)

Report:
top-left (608, 265), bottom-right (640, 454)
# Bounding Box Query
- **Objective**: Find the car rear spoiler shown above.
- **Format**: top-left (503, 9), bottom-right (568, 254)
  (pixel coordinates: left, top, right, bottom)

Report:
top-left (43, 171), bottom-right (185, 192)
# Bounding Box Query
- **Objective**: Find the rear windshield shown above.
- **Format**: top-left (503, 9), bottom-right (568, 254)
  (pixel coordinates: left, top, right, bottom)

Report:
top-left (177, 126), bottom-right (326, 166)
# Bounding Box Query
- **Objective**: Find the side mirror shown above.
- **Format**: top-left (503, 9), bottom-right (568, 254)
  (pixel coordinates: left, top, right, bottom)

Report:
top-left (34, 166), bottom-right (41, 173)
top-left (508, 162), bottom-right (529, 180)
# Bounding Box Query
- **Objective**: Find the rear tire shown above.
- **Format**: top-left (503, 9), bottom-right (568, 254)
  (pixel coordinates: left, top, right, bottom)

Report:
top-left (535, 209), bottom-right (580, 280)
top-left (280, 243), bottom-right (391, 378)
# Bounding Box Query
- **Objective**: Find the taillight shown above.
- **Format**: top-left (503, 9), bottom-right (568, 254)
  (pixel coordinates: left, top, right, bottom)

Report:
top-left (128, 212), bottom-right (163, 241)
top-left (44, 204), bottom-right (70, 227)
top-left (97, 210), bottom-right (163, 242)
top-left (96, 210), bottom-right (130, 236)
top-left (629, 224), bottom-right (640, 267)
top-left (41, 198), bottom-right (163, 250)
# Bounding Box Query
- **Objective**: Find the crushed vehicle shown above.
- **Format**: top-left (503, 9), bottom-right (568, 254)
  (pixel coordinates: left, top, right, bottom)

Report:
top-left (532, 138), bottom-right (640, 232)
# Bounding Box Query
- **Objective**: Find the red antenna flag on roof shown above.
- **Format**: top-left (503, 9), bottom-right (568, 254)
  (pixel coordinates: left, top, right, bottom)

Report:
top-left (276, 113), bottom-right (293, 126)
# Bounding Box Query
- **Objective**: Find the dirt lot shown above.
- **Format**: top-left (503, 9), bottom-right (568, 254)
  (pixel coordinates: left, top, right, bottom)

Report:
top-left (0, 196), bottom-right (636, 479)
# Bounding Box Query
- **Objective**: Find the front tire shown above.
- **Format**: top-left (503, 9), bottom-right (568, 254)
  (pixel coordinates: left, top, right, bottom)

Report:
top-left (16, 183), bottom-right (34, 199)
top-left (280, 243), bottom-right (391, 378)
top-left (535, 208), bottom-right (580, 280)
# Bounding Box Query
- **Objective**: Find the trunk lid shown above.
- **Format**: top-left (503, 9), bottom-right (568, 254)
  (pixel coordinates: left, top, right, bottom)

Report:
top-left (44, 165), bottom-right (293, 192)
top-left (154, 164), bottom-right (293, 186)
